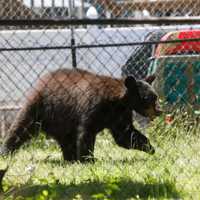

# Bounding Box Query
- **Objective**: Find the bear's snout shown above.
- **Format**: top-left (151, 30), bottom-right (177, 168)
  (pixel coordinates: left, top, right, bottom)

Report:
top-left (144, 101), bottom-right (163, 121)
top-left (155, 101), bottom-right (163, 116)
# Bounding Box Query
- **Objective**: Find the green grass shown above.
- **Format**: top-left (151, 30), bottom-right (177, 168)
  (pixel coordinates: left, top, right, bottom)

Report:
top-left (0, 115), bottom-right (200, 200)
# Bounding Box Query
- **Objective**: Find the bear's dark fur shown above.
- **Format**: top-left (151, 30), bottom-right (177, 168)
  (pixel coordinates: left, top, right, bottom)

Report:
top-left (1, 69), bottom-right (161, 162)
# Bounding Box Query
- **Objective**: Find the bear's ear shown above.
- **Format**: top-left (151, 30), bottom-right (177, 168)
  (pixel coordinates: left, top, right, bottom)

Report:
top-left (145, 74), bottom-right (156, 85)
top-left (125, 76), bottom-right (137, 91)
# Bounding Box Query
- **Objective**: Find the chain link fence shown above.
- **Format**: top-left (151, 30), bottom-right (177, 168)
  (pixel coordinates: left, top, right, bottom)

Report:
top-left (0, 19), bottom-right (200, 133)
top-left (0, 0), bottom-right (200, 199)
top-left (1, 0), bottom-right (200, 19)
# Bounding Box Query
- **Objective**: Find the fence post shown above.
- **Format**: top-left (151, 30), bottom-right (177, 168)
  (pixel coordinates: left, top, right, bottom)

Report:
top-left (1, 112), bottom-right (5, 138)
top-left (68, 0), bottom-right (77, 68)
top-left (80, 0), bottom-right (85, 18)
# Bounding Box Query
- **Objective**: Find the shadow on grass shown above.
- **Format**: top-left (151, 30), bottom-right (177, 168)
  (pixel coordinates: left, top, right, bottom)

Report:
top-left (4, 178), bottom-right (181, 200)
top-left (42, 155), bottom-right (151, 166)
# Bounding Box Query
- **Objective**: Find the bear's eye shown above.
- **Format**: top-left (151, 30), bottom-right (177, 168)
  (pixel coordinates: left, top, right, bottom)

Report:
top-left (143, 94), bottom-right (157, 103)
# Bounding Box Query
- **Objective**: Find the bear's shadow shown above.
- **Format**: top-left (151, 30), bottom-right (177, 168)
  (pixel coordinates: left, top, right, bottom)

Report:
top-left (5, 179), bottom-right (180, 200)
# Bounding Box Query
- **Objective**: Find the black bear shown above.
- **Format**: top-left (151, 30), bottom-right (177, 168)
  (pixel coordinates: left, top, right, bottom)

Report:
top-left (1, 69), bottom-right (161, 162)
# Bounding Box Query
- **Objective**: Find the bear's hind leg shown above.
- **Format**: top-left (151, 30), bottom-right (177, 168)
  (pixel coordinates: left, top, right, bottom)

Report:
top-left (1, 104), bottom-right (41, 155)
top-left (60, 140), bottom-right (77, 162)
top-left (76, 126), bottom-right (96, 163)
top-left (54, 130), bottom-right (78, 162)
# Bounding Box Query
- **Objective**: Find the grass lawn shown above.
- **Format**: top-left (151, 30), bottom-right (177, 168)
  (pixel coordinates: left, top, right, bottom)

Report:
top-left (0, 115), bottom-right (200, 200)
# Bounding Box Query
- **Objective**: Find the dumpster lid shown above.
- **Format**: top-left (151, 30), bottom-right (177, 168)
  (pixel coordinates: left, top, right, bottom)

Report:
top-left (155, 30), bottom-right (200, 57)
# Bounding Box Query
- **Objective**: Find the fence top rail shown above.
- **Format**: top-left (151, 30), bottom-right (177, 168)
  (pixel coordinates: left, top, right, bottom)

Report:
top-left (1, 17), bottom-right (200, 26)
top-left (1, 37), bottom-right (200, 52)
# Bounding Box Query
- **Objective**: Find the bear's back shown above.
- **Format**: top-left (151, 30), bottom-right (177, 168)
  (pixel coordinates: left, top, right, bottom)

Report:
top-left (35, 69), bottom-right (126, 103)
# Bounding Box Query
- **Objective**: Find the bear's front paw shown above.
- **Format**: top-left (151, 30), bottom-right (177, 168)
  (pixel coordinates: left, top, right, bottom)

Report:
top-left (141, 143), bottom-right (155, 155)
top-left (148, 145), bottom-right (155, 155)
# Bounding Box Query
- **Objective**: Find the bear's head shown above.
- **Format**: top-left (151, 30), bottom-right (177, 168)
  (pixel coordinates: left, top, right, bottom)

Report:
top-left (124, 75), bottom-right (162, 120)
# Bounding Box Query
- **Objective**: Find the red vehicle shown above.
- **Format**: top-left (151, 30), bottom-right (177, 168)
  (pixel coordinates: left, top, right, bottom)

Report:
top-left (149, 30), bottom-right (200, 108)
top-left (155, 29), bottom-right (200, 56)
